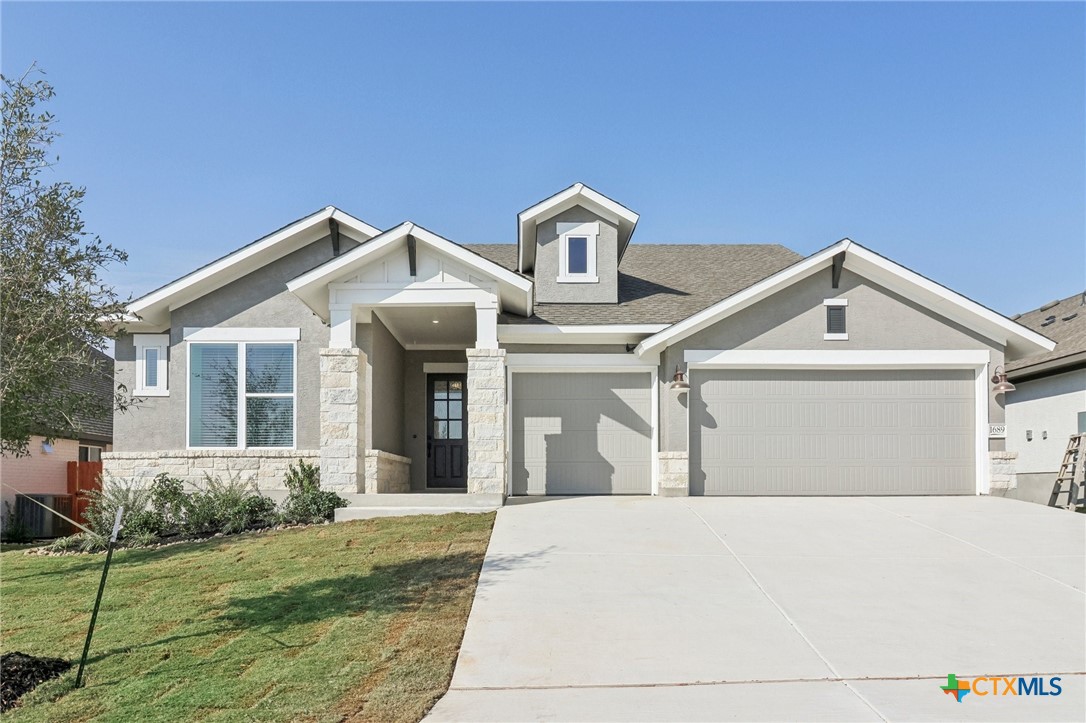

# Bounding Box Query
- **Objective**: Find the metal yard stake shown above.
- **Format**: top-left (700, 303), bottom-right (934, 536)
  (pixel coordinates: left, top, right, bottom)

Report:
top-left (75, 506), bottom-right (123, 688)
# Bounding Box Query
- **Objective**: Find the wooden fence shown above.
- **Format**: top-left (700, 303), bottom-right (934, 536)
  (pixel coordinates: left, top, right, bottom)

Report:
top-left (67, 460), bottom-right (103, 530)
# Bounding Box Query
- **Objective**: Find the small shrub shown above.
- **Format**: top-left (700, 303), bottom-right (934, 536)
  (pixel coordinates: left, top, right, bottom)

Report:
top-left (46, 532), bottom-right (106, 553)
top-left (183, 473), bottom-right (277, 536)
top-left (280, 459), bottom-right (346, 524)
top-left (1, 502), bottom-right (33, 544)
top-left (45, 534), bottom-right (84, 552)
top-left (83, 478), bottom-right (153, 540)
top-left (149, 474), bottom-right (187, 530)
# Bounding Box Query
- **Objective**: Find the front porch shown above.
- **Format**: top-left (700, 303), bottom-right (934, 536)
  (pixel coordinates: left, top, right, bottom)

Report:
top-left (285, 222), bottom-right (534, 508)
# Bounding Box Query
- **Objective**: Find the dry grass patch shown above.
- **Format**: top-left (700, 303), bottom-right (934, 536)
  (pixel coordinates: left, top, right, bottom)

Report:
top-left (1, 513), bottom-right (495, 722)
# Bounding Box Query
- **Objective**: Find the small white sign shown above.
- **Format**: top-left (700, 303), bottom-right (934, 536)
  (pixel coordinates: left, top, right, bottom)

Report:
top-left (988, 423), bottom-right (1007, 439)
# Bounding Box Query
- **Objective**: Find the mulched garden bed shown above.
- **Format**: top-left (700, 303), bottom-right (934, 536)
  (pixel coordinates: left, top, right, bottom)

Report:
top-left (1, 651), bottom-right (71, 711)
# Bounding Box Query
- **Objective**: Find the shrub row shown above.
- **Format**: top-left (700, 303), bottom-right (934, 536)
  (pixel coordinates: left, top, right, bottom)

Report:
top-left (49, 459), bottom-right (345, 553)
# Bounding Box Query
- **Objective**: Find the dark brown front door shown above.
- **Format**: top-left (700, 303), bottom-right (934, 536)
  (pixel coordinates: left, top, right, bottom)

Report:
top-left (427, 374), bottom-right (467, 488)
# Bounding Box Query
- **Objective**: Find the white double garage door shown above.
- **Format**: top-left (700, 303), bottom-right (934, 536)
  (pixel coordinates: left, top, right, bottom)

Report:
top-left (511, 368), bottom-right (977, 496)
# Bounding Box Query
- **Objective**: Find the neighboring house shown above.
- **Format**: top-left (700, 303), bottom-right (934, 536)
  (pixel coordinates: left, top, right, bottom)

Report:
top-left (0, 347), bottom-right (115, 534)
top-left (1002, 292), bottom-right (1086, 504)
top-left (104, 183), bottom-right (1054, 511)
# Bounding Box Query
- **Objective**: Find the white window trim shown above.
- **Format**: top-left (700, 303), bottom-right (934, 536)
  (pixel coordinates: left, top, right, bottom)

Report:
top-left (186, 339), bottom-right (298, 450)
top-left (183, 327), bottom-right (300, 342)
top-left (824, 298), bottom-right (848, 340)
top-left (134, 333), bottom-right (169, 396)
top-left (556, 221), bottom-right (599, 283)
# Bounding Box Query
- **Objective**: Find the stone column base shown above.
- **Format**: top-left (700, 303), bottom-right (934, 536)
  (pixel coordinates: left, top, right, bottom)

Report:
top-left (320, 348), bottom-right (367, 494)
top-left (466, 348), bottom-right (506, 497)
top-left (658, 451), bottom-right (690, 497)
top-left (365, 450), bottom-right (411, 494)
top-left (989, 450), bottom-right (1018, 494)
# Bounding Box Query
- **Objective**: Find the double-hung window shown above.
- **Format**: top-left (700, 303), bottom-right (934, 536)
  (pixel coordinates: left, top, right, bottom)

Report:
top-left (188, 337), bottom-right (296, 448)
top-left (557, 221), bottom-right (599, 283)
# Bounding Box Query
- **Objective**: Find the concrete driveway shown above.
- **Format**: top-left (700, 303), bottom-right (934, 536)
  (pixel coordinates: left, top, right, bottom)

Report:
top-left (428, 496), bottom-right (1085, 722)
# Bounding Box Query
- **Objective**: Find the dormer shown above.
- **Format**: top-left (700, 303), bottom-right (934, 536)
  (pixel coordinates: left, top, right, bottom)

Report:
top-left (518, 183), bottom-right (639, 304)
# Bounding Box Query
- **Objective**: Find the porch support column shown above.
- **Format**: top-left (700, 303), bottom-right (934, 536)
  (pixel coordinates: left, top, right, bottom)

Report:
top-left (319, 347), bottom-right (367, 494)
top-left (329, 305), bottom-right (355, 349)
top-left (474, 301), bottom-right (499, 350)
top-left (466, 348), bottom-right (506, 497)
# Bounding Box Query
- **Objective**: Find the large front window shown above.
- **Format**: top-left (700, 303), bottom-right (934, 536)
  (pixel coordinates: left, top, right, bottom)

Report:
top-left (188, 342), bottom-right (295, 448)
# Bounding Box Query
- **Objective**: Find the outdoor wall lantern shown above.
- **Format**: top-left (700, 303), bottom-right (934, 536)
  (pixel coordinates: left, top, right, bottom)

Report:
top-left (669, 365), bottom-right (690, 393)
top-left (990, 366), bottom-right (1016, 395)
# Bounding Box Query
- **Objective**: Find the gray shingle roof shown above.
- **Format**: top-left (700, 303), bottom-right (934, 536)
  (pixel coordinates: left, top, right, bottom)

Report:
top-left (1007, 291), bottom-right (1086, 375)
top-left (465, 243), bottom-right (802, 325)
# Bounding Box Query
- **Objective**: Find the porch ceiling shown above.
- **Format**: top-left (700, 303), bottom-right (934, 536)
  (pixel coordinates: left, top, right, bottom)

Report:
top-left (376, 306), bottom-right (476, 349)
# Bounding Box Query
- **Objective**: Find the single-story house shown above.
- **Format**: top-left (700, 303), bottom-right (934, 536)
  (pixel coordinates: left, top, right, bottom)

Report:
top-left (1001, 292), bottom-right (1086, 504)
top-left (0, 346), bottom-right (114, 536)
top-left (105, 183), bottom-right (1055, 509)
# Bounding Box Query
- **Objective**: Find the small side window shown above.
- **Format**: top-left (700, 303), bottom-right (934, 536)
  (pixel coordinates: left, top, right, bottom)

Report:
top-left (134, 333), bottom-right (169, 396)
top-left (823, 299), bottom-right (848, 340)
top-left (556, 221), bottom-right (599, 283)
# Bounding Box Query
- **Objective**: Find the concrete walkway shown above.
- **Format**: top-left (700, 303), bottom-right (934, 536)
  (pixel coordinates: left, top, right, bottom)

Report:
top-left (428, 496), bottom-right (1085, 721)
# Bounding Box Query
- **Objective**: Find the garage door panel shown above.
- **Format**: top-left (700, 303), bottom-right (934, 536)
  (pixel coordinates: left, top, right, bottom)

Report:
top-left (512, 372), bottom-right (652, 496)
top-left (693, 369), bottom-right (975, 496)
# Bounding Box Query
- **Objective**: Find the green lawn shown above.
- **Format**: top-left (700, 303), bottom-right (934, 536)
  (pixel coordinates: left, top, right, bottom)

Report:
top-left (1, 513), bottom-right (495, 722)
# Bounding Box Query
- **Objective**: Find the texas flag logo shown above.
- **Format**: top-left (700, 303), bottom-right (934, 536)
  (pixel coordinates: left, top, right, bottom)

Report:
top-left (941, 674), bottom-right (971, 702)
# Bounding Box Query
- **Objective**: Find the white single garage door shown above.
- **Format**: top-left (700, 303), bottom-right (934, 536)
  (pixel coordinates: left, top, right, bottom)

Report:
top-left (691, 369), bottom-right (976, 495)
top-left (512, 372), bottom-right (652, 495)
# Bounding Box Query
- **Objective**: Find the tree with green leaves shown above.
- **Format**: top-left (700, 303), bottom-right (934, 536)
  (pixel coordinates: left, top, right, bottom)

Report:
top-left (1, 67), bottom-right (130, 456)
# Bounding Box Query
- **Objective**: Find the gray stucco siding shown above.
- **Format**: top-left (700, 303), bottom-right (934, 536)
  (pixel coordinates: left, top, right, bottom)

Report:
top-left (113, 235), bottom-right (355, 452)
top-left (356, 315), bottom-right (406, 456)
top-left (659, 268), bottom-right (1006, 453)
top-left (533, 205), bottom-right (619, 304)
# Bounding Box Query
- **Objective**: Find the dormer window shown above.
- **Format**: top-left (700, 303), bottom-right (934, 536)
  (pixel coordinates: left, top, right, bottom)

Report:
top-left (557, 221), bottom-right (599, 283)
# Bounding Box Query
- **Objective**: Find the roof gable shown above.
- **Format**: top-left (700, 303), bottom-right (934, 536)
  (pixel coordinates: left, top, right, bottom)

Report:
top-left (124, 207), bottom-right (380, 329)
top-left (637, 239), bottom-right (1056, 360)
top-left (517, 183), bottom-right (639, 274)
top-left (287, 222), bottom-right (533, 320)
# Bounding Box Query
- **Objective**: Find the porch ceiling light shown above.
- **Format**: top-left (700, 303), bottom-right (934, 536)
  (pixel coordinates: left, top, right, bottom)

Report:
top-left (990, 366), bottom-right (1016, 395)
top-left (432, 319), bottom-right (440, 324)
top-left (669, 365), bottom-right (690, 392)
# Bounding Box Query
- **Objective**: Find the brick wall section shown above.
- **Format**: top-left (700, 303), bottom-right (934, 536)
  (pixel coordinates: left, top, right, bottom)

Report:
top-left (319, 348), bottom-right (367, 494)
top-left (466, 348), bottom-right (506, 496)
top-left (658, 451), bottom-right (690, 497)
top-left (364, 450), bottom-right (411, 493)
top-left (989, 450), bottom-right (1018, 492)
top-left (101, 449), bottom-right (318, 493)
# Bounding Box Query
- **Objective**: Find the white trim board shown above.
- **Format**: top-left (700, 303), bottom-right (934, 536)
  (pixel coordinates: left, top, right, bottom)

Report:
top-left (498, 324), bottom-right (667, 345)
top-left (183, 327), bottom-right (300, 342)
top-left (684, 349), bottom-right (990, 369)
top-left (637, 239), bottom-right (1054, 360)
top-left (506, 353), bottom-right (659, 371)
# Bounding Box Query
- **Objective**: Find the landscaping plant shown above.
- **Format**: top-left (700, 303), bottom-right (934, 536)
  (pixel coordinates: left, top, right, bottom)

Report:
top-left (279, 458), bottom-right (347, 524)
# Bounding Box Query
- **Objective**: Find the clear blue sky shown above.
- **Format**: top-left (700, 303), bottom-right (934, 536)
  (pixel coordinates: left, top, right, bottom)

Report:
top-left (4, 1), bottom-right (1084, 316)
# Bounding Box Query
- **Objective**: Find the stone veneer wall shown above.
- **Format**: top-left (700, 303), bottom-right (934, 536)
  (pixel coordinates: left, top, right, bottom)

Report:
top-left (101, 449), bottom-right (319, 496)
top-left (365, 450), bottom-right (411, 494)
top-left (466, 348), bottom-right (506, 496)
top-left (658, 451), bottom-right (690, 497)
top-left (989, 450), bottom-right (1018, 493)
top-left (319, 348), bottom-right (367, 494)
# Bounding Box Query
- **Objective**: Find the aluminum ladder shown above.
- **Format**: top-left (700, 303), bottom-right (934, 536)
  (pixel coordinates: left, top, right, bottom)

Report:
top-left (1049, 434), bottom-right (1085, 510)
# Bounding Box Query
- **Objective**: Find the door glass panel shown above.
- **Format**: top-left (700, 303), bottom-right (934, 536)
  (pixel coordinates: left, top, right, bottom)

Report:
top-left (434, 421), bottom-right (448, 439)
top-left (434, 401), bottom-right (447, 418)
top-left (449, 421), bottom-right (462, 439)
top-left (434, 381), bottom-right (448, 399)
top-left (448, 380), bottom-right (462, 399)
top-left (448, 401), bottom-right (462, 419)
